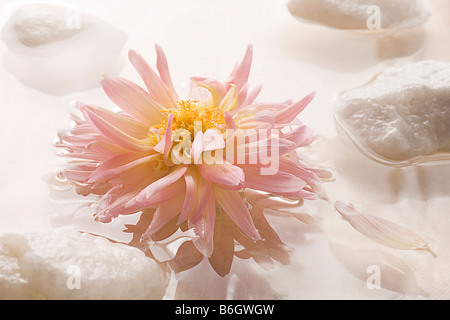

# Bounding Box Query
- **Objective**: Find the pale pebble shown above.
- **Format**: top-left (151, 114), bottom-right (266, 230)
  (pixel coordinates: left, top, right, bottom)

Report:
top-left (336, 60), bottom-right (450, 163)
top-left (287, 0), bottom-right (430, 30)
top-left (1, 3), bottom-right (128, 95)
top-left (0, 230), bottom-right (166, 300)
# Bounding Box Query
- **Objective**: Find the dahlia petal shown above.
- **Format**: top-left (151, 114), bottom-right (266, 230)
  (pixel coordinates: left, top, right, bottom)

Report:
top-left (61, 133), bottom-right (104, 146)
top-left (135, 165), bottom-right (187, 203)
top-left (214, 188), bottom-right (261, 241)
top-left (198, 162), bottom-right (245, 188)
top-left (253, 110), bottom-right (275, 125)
top-left (278, 157), bottom-right (322, 186)
top-left (93, 185), bottom-right (126, 222)
top-left (82, 106), bottom-right (153, 152)
top-left (190, 129), bottom-right (224, 164)
top-left (128, 49), bottom-right (177, 108)
top-left (238, 110), bottom-right (274, 129)
top-left (233, 45), bottom-right (253, 91)
top-left (178, 167), bottom-right (197, 225)
top-left (81, 104), bottom-right (149, 139)
top-left (69, 110), bottom-right (86, 126)
top-left (202, 129), bottom-right (225, 152)
top-left (230, 84), bottom-right (263, 116)
top-left (87, 141), bottom-right (129, 158)
top-left (155, 44), bottom-right (179, 99)
top-left (153, 114), bottom-right (174, 166)
top-left (241, 164), bottom-right (307, 196)
top-left (63, 169), bottom-right (93, 181)
top-left (191, 77), bottom-right (226, 109)
top-left (87, 152), bottom-right (157, 183)
top-left (274, 91), bottom-right (315, 125)
top-left (127, 178), bottom-right (185, 210)
top-left (234, 82), bottom-right (249, 111)
top-left (308, 167), bottom-right (334, 180)
top-left (284, 125), bottom-right (317, 148)
top-left (226, 62), bottom-right (239, 84)
top-left (101, 75), bottom-right (166, 126)
top-left (296, 189), bottom-right (319, 200)
top-left (118, 162), bottom-right (155, 187)
top-left (236, 102), bottom-right (287, 120)
top-left (233, 136), bottom-right (296, 162)
top-left (59, 151), bottom-right (105, 162)
top-left (288, 149), bottom-right (300, 165)
top-left (189, 175), bottom-right (213, 223)
top-left (191, 192), bottom-right (216, 257)
top-left (144, 193), bottom-right (185, 237)
top-left (335, 201), bottom-right (437, 258)
top-left (219, 84), bottom-right (238, 112)
top-left (190, 131), bottom-right (204, 164)
top-left (224, 111), bottom-right (237, 130)
top-left (70, 123), bottom-right (96, 135)
top-left (94, 186), bottom-right (139, 222)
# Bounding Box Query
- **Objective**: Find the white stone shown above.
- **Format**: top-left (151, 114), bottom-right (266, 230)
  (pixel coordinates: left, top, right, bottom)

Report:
top-left (336, 61), bottom-right (450, 163)
top-left (1, 3), bottom-right (128, 95)
top-left (0, 230), bottom-right (166, 300)
top-left (287, 0), bottom-right (430, 30)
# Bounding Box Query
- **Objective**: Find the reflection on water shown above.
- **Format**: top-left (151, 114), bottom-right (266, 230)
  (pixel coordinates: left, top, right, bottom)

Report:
top-left (125, 190), bottom-right (313, 278)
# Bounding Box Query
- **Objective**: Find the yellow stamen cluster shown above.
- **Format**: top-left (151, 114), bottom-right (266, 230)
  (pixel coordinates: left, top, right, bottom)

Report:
top-left (150, 100), bottom-right (225, 143)
top-left (170, 100), bottom-right (225, 135)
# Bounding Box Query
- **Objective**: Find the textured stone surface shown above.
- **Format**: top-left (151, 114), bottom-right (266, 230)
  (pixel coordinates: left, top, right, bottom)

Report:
top-left (0, 230), bottom-right (166, 300)
top-left (288, 0), bottom-right (429, 30)
top-left (336, 60), bottom-right (450, 162)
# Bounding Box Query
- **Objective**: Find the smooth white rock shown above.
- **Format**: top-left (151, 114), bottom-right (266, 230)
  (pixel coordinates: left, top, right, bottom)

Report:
top-left (287, 0), bottom-right (430, 30)
top-left (1, 2), bottom-right (128, 95)
top-left (336, 60), bottom-right (450, 162)
top-left (0, 230), bottom-right (166, 300)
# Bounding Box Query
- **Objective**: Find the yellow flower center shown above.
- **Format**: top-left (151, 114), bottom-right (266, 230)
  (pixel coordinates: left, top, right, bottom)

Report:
top-left (147, 100), bottom-right (226, 168)
top-left (170, 100), bottom-right (225, 135)
top-left (149, 100), bottom-right (225, 144)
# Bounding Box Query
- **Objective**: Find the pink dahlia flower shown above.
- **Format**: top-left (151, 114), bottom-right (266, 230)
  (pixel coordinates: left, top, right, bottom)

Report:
top-left (57, 45), bottom-right (330, 258)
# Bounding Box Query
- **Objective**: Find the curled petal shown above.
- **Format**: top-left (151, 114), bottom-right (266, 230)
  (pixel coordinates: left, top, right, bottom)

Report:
top-left (191, 77), bottom-right (226, 109)
top-left (335, 201), bottom-right (437, 258)
top-left (219, 84), bottom-right (238, 112)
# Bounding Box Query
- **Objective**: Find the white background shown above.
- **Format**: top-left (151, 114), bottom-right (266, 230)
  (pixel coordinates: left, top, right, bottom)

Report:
top-left (0, 0), bottom-right (449, 299)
